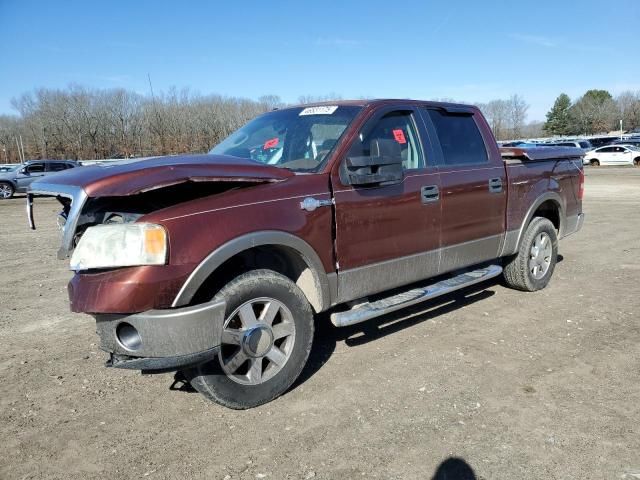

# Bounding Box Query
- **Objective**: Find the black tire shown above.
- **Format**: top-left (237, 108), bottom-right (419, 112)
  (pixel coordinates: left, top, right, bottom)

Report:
top-left (503, 217), bottom-right (558, 292)
top-left (183, 269), bottom-right (314, 409)
top-left (590, 159), bottom-right (600, 166)
top-left (633, 157), bottom-right (640, 167)
top-left (0, 182), bottom-right (14, 199)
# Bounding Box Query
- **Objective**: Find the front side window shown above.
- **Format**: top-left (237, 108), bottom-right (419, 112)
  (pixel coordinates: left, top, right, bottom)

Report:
top-left (210, 105), bottom-right (361, 172)
top-left (427, 109), bottom-right (488, 165)
top-left (25, 163), bottom-right (44, 173)
top-left (347, 111), bottom-right (424, 170)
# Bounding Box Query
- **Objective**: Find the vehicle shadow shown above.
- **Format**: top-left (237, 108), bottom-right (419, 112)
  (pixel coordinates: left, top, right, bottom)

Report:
top-left (294, 278), bottom-right (500, 389)
top-left (431, 457), bottom-right (477, 480)
top-left (172, 256), bottom-right (566, 396)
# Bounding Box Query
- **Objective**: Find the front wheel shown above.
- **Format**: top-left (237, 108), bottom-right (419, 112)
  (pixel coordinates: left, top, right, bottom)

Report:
top-left (503, 217), bottom-right (558, 292)
top-left (589, 159), bottom-right (600, 166)
top-left (633, 157), bottom-right (640, 167)
top-left (183, 269), bottom-right (314, 409)
top-left (0, 182), bottom-right (14, 199)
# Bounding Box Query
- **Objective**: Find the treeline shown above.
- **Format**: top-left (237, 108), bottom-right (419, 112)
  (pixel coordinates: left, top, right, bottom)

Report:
top-left (543, 90), bottom-right (640, 137)
top-left (1, 85), bottom-right (638, 163)
top-left (0, 86), bottom-right (285, 163)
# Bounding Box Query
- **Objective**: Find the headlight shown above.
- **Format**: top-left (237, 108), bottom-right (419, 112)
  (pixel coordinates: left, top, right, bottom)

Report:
top-left (70, 223), bottom-right (167, 271)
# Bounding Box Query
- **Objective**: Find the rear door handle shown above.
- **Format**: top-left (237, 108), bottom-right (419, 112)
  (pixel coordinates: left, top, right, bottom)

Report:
top-left (489, 177), bottom-right (503, 193)
top-left (421, 185), bottom-right (439, 203)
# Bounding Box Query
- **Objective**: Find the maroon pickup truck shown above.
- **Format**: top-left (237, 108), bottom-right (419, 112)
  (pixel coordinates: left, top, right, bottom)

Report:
top-left (28, 99), bottom-right (584, 409)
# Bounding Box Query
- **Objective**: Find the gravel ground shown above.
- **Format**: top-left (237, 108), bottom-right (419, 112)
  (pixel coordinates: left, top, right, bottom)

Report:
top-left (0, 167), bottom-right (638, 480)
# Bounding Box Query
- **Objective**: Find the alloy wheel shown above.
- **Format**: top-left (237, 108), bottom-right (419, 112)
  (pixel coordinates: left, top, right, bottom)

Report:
top-left (218, 297), bottom-right (296, 385)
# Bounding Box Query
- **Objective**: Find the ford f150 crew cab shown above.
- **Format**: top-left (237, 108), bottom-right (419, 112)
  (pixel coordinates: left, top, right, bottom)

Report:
top-left (27, 99), bottom-right (585, 409)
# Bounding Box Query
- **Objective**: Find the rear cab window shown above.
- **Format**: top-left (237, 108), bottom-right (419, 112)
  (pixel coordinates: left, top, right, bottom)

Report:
top-left (425, 109), bottom-right (488, 166)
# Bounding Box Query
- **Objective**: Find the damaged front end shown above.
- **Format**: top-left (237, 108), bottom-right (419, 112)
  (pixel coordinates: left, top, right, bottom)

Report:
top-left (27, 183), bottom-right (88, 259)
top-left (25, 155), bottom-right (292, 372)
top-left (26, 154), bottom-right (292, 259)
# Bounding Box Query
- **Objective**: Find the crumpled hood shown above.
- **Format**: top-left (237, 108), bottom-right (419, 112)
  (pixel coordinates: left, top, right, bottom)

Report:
top-left (29, 154), bottom-right (293, 197)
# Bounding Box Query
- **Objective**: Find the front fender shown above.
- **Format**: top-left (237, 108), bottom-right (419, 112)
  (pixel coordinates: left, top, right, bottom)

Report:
top-left (171, 231), bottom-right (334, 312)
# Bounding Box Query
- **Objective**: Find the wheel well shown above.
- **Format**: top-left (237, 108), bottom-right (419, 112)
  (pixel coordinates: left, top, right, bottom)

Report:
top-left (190, 244), bottom-right (324, 312)
top-left (532, 200), bottom-right (560, 232)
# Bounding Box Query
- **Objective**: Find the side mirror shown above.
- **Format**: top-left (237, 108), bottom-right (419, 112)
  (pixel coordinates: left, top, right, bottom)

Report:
top-left (19, 168), bottom-right (27, 175)
top-left (346, 138), bottom-right (403, 186)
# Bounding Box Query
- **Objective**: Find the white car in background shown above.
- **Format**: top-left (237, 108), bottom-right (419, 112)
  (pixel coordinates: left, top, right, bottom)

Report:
top-left (583, 145), bottom-right (640, 166)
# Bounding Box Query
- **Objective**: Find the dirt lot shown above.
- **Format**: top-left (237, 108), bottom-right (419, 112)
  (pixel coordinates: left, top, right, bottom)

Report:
top-left (1, 168), bottom-right (638, 480)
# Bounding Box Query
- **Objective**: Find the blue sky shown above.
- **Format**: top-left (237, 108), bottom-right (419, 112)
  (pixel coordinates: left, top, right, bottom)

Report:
top-left (0, 0), bottom-right (638, 121)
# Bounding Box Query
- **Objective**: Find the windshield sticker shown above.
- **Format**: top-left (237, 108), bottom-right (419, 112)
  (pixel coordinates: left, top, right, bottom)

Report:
top-left (392, 129), bottom-right (407, 144)
top-left (299, 106), bottom-right (339, 116)
top-left (263, 137), bottom-right (279, 149)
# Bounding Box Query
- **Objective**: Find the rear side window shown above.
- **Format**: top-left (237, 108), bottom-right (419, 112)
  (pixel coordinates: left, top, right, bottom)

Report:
top-left (427, 110), bottom-right (488, 165)
top-left (599, 147), bottom-right (615, 153)
top-left (48, 162), bottom-right (68, 172)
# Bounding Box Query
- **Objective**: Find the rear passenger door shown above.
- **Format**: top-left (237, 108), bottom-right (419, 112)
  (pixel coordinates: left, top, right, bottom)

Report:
top-left (421, 107), bottom-right (506, 274)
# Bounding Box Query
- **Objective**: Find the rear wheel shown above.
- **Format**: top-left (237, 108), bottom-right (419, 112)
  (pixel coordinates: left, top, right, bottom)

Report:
top-left (633, 157), bottom-right (640, 167)
top-left (183, 269), bottom-right (314, 409)
top-left (589, 159), bottom-right (600, 166)
top-left (0, 182), bottom-right (14, 199)
top-left (503, 217), bottom-right (558, 292)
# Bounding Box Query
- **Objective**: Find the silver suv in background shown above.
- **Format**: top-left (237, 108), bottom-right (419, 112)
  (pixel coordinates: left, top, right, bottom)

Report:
top-left (546, 140), bottom-right (593, 152)
top-left (0, 160), bottom-right (79, 199)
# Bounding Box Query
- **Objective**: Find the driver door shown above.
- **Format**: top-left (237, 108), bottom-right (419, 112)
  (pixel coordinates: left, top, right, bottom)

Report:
top-left (331, 107), bottom-right (441, 303)
top-left (15, 162), bottom-right (46, 192)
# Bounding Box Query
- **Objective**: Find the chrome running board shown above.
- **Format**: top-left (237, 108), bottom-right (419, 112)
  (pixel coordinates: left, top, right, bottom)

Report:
top-left (330, 264), bottom-right (503, 327)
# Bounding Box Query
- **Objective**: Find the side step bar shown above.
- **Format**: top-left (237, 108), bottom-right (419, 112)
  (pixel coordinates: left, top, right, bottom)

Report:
top-left (330, 264), bottom-right (503, 327)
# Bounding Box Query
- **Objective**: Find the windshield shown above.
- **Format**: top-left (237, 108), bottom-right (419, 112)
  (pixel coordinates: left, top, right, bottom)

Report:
top-left (209, 105), bottom-right (361, 172)
top-left (0, 164), bottom-right (20, 172)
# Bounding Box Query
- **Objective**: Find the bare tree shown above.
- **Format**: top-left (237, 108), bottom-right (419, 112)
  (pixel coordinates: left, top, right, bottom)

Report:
top-left (508, 94), bottom-right (529, 139)
top-left (616, 91), bottom-right (640, 131)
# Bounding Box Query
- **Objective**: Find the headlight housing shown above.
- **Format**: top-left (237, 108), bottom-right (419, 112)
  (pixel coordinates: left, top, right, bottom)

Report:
top-left (70, 223), bottom-right (167, 271)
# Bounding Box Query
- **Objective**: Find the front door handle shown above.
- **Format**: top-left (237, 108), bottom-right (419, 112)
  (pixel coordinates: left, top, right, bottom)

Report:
top-left (421, 185), bottom-right (439, 203)
top-left (489, 177), bottom-right (503, 193)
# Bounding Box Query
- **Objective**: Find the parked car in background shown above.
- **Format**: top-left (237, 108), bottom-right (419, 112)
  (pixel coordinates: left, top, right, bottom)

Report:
top-left (587, 136), bottom-right (618, 148)
top-left (0, 160), bottom-right (79, 199)
top-left (613, 138), bottom-right (640, 148)
top-left (501, 141), bottom-right (546, 148)
top-left (583, 145), bottom-right (640, 166)
top-left (547, 140), bottom-right (593, 151)
top-left (0, 164), bottom-right (21, 173)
